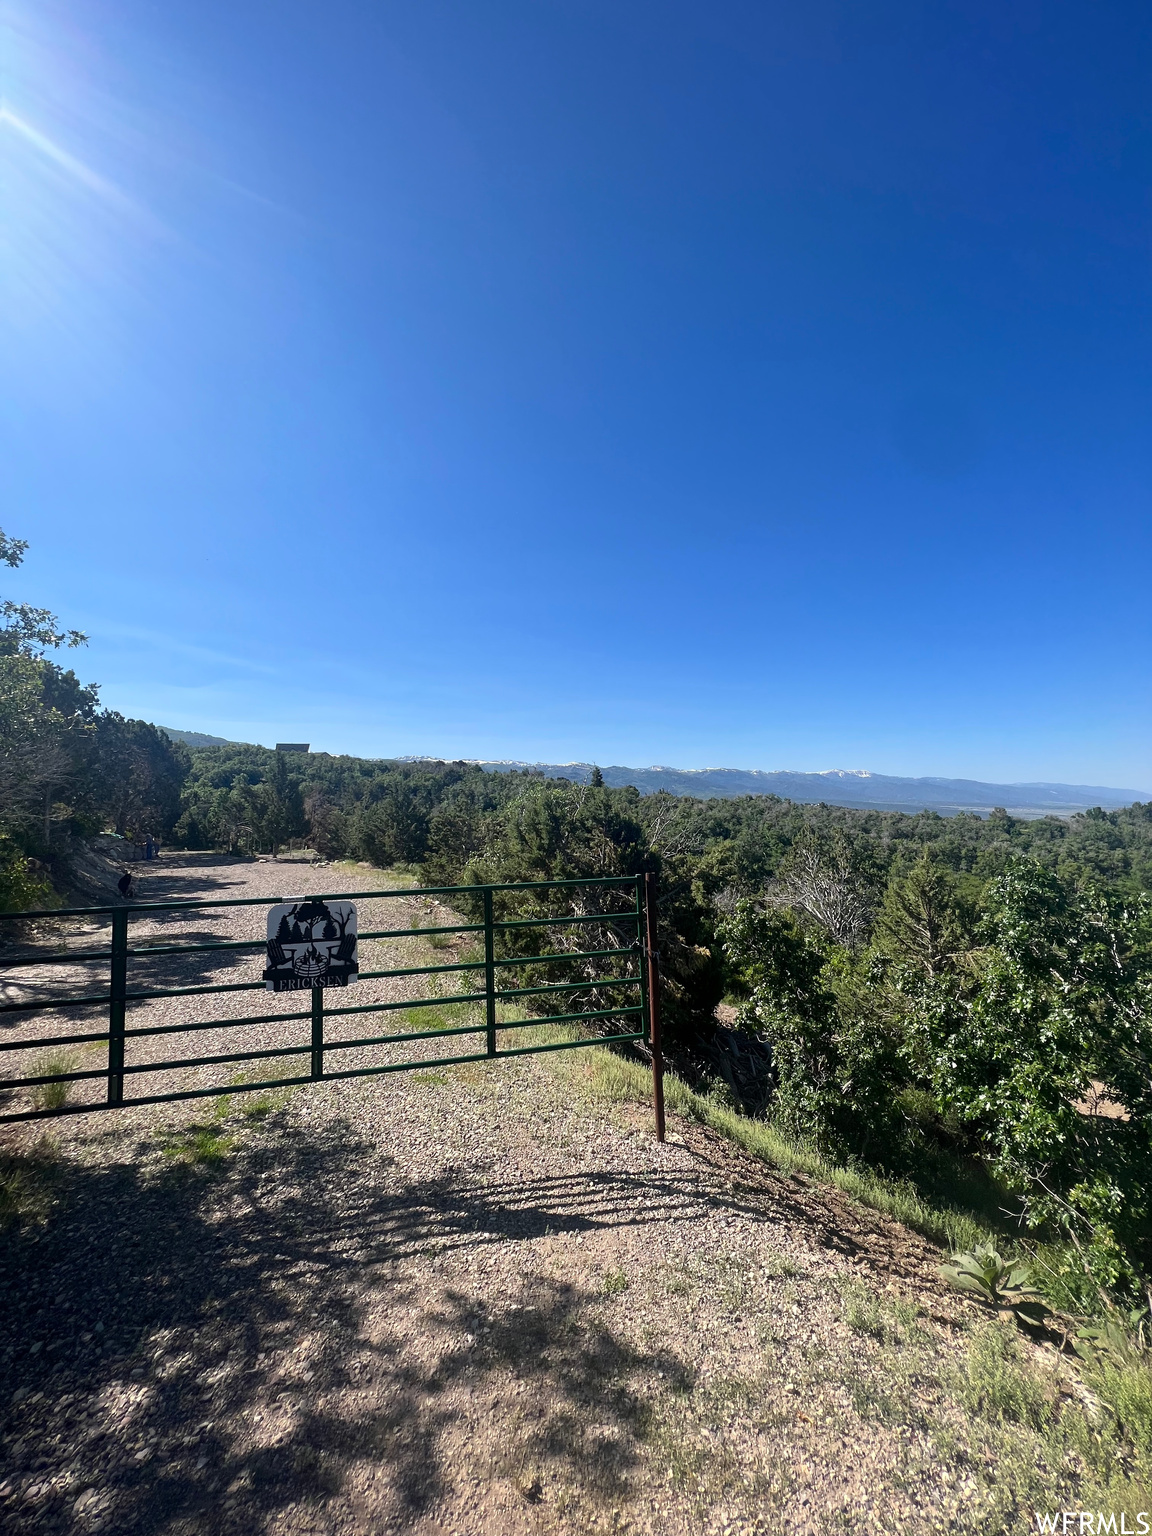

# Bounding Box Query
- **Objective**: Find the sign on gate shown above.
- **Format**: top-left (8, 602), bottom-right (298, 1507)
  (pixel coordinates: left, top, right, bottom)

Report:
top-left (0, 873), bottom-right (664, 1141)
top-left (264, 899), bottom-right (358, 991)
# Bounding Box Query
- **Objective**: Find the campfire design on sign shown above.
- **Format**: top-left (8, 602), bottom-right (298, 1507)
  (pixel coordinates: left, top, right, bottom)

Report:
top-left (264, 899), bottom-right (358, 991)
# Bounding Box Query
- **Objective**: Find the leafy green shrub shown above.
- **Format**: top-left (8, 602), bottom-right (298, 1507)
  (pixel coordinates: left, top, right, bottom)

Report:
top-left (941, 1245), bottom-right (1046, 1313)
top-left (719, 902), bottom-right (907, 1158)
top-left (0, 841), bottom-right (54, 914)
top-left (912, 861), bottom-right (1152, 1289)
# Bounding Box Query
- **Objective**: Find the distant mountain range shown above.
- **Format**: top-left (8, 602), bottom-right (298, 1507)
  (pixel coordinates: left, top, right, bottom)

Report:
top-left (471, 762), bottom-right (1152, 818)
top-left (156, 728), bottom-right (1149, 817)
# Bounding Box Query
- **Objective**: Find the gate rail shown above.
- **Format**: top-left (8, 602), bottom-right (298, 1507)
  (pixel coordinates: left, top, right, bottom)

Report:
top-left (0, 873), bottom-right (666, 1138)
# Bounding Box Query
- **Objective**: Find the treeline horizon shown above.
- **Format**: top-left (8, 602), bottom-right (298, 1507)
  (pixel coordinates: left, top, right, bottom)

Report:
top-left (2, 521), bottom-right (1149, 1307)
top-left (172, 739), bottom-right (1152, 887)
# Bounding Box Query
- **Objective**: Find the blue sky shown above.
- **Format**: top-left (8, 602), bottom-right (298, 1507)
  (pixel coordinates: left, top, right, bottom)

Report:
top-left (2, 0), bottom-right (1150, 786)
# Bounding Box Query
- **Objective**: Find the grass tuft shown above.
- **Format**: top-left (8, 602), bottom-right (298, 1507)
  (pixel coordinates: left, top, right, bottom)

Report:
top-left (159, 1093), bottom-right (235, 1166)
top-left (1082, 1339), bottom-right (1152, 1473)
top-left (240, 1086), bottom-right (295, 1120)
top-left (0, 1138), bottom-right (60, 1226)
top-left (29, 1048), bottom-right (82, 1113)
top-left (953, 1322), bottom-right (1053, 1431)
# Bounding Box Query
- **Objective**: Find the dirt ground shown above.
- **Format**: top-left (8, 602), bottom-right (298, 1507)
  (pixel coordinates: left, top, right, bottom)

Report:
top-left (0, 855), bottom-right (1082, 1536)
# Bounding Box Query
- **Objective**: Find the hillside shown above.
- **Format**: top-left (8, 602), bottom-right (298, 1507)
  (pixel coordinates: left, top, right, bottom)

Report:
top-left (474, 761), bottom-right (1151, 817)
top-left (159, 727), bottom-right (241, 749)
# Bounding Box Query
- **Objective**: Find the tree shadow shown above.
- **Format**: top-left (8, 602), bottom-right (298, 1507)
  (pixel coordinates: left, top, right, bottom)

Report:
top-left (0, 1113), bottom-right (733, 1534)
top-left (0, 853), bottom-right (268, 1020)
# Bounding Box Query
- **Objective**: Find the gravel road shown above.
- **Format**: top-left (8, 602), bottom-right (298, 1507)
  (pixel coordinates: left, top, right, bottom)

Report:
top-left (0, 856), bottom-right (1081, 1536)
top-left (0, 854), bottom-right (498, 1126)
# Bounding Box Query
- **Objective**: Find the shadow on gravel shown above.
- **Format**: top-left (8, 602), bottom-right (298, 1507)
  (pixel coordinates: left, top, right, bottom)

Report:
top-left (0, 1113), bottom-right (716, 1535)
top-left (0, 855), bottom-right (264, 1029)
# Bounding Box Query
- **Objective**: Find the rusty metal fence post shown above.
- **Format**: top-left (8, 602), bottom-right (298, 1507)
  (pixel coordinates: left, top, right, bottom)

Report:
top-left (643, 871), bottom-right (666, 1142)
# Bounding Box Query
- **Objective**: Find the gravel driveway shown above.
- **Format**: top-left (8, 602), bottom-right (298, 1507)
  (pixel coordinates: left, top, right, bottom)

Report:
top-left (0, 856), bottom-right (1085, 1536)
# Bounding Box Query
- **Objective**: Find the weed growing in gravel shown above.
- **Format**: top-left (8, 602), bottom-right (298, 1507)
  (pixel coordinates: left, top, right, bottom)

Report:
top-left (404, 997), bottom-right (484, 1036)
top-left (241, 1086), bottom-right (294, 1120)
top-left (160, 1095), bottom-right (235, 1167)
top-left (601, 1267), bottom-right (629, 1296)
top-left (761, 1254), bottom-right (802, 1280)
top-left (411, 1071), bottom-right (449, 1086)
top-left (0, 1137), bottom-right (59, 1226)
top-left (723, 1255), bottom-right (765, 1311)
top-left (1087, 1352), bottom-right (1152, 1469)
top-left (844, 1361), bottom-right (905, 1423)
top-left (840, 1279), bottom-right (922, 1345)
top-left (842, 1283), bottom-right (890, 1342)
top-left (647, 1368), bottom-right (786, 1527)
top-left (29, 1047), bottom-right (81, 1111)
top-left (953, 1321), bottom-right (1053, 1430)
top-left (412, 907), bottom-right (458, 950)
top-left (162, 1125), bottom-right (234, 1166)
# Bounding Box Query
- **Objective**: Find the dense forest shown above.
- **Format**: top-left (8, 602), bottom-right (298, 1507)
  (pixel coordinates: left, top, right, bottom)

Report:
top-left (172, 745), bottom-right (1152, 1299)
top-left (3, 528), bottom-right (1151, 1300)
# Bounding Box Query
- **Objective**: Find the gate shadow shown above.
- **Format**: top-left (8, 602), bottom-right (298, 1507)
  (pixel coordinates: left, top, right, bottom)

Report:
top-left (0, 1113), bottom-right (778, 1535)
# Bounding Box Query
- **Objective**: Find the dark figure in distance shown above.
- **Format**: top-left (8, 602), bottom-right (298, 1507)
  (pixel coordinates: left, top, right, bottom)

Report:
top-left (117, 872), bottom-right (135, 900)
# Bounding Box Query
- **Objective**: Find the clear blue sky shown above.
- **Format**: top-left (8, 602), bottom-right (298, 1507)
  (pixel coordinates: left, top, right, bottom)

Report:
top-left (2, 0), bottom-right (1149, 786)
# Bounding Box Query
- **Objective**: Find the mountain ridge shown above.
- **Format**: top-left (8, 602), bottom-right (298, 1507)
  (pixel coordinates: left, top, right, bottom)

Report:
top-left (464, 761), bottom-right (1151, 817)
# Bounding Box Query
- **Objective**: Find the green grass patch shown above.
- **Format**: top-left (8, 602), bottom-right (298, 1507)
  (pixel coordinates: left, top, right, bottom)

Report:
top-left (0, 1138), bottom-right (60, 1227)
top-left (161, 1124), bottom-right (234, 1166)
top-left (240, 1086), bottom-right (295, 1120)
top-left (159, 1092), bottom-right (236, 1166)
top-left (841, 1280), bottom-right (909, 1344)
top-left (397, 999), bottom-right (485, 1036)
top-left (953, 1322), bottom-right (1054, 1430)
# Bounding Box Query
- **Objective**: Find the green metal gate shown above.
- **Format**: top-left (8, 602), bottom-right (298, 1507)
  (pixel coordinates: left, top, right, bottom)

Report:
top-left (0, 873), bottom-right (666, 1137)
